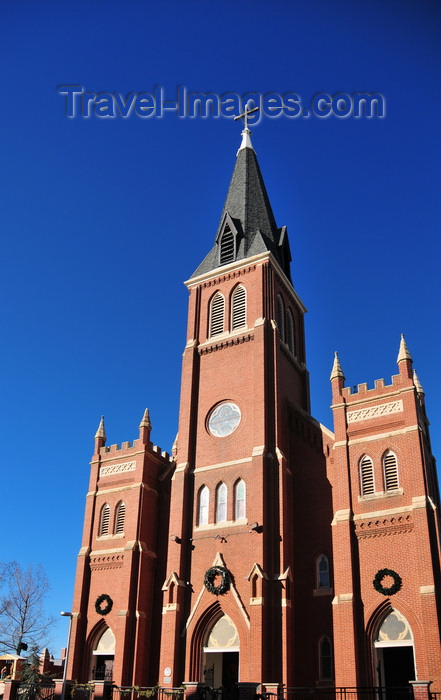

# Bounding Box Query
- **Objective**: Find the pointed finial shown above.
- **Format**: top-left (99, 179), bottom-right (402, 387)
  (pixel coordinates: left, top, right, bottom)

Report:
top-left (139, 408), bottom-right (152, 431)
top-left (237, 128), bottom-right (254, 153)
top-left (330, 351), bottom-right (345, 381)
top-left (172, 432), bottom-right (178, 458)
top-left (413, 369), bottom-right (425, 395)
top-left (397, 334), bottom-right (412, 363)
top-left (139, 408), bottom-right (152, 444)
top-left (94, 415), bottom-right (106, 441)
top-left (234, 102), bottom-right (258, 154)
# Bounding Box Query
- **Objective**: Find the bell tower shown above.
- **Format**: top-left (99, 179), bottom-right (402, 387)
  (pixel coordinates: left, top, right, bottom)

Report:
top-left (158, 127), bottom-right (321, 689)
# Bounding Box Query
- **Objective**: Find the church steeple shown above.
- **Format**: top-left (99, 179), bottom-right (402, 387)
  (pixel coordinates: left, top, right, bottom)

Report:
top-left (191, 130), bottom-right (292, 281)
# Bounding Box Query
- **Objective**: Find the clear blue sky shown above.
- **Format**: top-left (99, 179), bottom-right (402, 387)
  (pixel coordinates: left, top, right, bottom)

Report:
top-left (1, 0), bottom-right (440, 655)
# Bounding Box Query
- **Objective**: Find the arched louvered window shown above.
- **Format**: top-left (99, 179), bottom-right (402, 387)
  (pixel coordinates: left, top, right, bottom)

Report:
top-left (234, 479), bottom-right (246, 519)
top-left (209, 292), bottom-right (225, 337)
top-left (276, 294), bottom-right (285, 341)
top-left (114, 501), bottom-right (126, 534)
top-left (232, 285), bottom-right (247, 330)
top-left (199, 486), bottom-right (209, 525)
top-left (383, 450), bottom-right (399, 491)
top-left (360, 455), bottom-right (375, 496)
top-left (99, 503), bottom-right (110, 536)
top-left (319, 636), bottom-right (333, 680)
top-left (216, 482), bottom-right (227, 523)
top-left (220, 227), bottom-right (235, 265)
top-left (317, 554), bottom-right (330, 589)
top-left (286, 309), bottom-right (295, 355)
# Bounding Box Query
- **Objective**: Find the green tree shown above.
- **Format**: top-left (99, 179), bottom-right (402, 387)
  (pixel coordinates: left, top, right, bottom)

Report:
top-left (18, 647), bottom-right (52, 700)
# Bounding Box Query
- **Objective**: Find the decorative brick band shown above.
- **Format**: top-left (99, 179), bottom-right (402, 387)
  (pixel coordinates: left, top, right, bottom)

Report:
top-left (90, 553), bottom-right (124, 569)
top-left (199, 333), bottom-right (254, 354)
top-left (347, 399), bottom-right (403, 424)
top-left (100, 460), bottom-right (136, 477)
top-left (356, 513), bottom-right (413, 539)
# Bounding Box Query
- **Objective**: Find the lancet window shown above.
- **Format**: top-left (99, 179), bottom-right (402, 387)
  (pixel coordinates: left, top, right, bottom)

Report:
top-left (234, 479), bottom-right (246, 519)
top-left (99, 503), bottom-right (110, 536)
top-left (198, 486), bottom-right (209, 525)
top-left (216, 482), bottom-right (227, 523)
top-left (114, 501), bottom-right (126, 534)
top-left (231, 285), bottom-right (247, 330)
top-left (360, 455), bottom-right (375, 496)
top-left (383, 450), bottom-right (399, 491)
top-left (210, 292), bottom-right (225, 336)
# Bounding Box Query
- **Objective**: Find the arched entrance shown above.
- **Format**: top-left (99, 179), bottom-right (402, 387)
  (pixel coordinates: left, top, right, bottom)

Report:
top-left (374, 609), bottom-right (416, 688)
top-left (90, 626), bottom-right (115, 681)
top-left (202, 614), bottom-right (239, 689)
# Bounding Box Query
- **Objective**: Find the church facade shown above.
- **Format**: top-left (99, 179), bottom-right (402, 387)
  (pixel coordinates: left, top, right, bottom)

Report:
top-left (66, 130), bottom-right (441, 692)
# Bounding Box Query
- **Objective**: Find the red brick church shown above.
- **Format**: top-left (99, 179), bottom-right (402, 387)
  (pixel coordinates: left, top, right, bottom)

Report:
top-left (66, 127), bottom-right (441, 693)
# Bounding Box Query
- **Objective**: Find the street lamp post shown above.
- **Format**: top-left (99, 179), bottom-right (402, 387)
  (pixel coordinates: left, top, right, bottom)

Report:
top-left (60, 612), bottom-right (73, 700)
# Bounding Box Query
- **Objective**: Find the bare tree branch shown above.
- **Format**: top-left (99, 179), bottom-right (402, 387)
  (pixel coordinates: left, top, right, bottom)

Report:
top-left (0, 562), bottom-right (55, 655)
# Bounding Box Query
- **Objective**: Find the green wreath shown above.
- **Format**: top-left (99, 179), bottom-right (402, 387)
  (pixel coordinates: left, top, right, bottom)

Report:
top-left (204, 566), bottom-right (230, 596)
top-left (95, 593), bottom-right (113, 615)
top-left (373, 568), bottom-right (402, 596)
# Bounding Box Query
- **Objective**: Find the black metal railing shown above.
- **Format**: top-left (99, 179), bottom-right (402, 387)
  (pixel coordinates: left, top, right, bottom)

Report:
top-left (16, 683), bottom-right (56, 700)
top-left (112, 687), bottom-right (184, 700)
top-left (92, 669), bottom-right (114, 682)
top-left (277, 688), bottom-right (413, 700)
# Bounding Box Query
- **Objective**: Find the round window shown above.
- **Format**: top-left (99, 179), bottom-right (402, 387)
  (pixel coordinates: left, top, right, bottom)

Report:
top-left (208, 402), bottom-right (241, 437)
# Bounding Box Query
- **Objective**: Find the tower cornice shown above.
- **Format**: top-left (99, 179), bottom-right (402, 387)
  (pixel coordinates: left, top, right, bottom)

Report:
top-left (185, 250), bottom-right (307, 313)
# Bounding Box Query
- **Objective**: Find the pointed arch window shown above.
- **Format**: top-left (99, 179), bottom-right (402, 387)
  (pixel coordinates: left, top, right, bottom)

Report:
top-left (114, 501), bottom-right (126, 534)
top-left (276, 294), bottom-right (285, 342)
top-left (232, 285), bottom-right (247, 330)
top-left (360, 455), bottom-right (375, 496)
top-left (99, 504), bottom-right (110, 536)
top-left (383, 450), bottom-right (399, 491)
top-left (234, 479), bottom-right (246, 519)
top-left (198, 486), bottom-right (209, 525)
top-left (209, 293), bottom-right (225, 337)
top-left (286, 308), bottom-right (295, 355)
top-left (319, 636), bottom-right (333, 680)
top-left (216, 483), bottom-right (227, 523)
top-left (92, 626), bottom-right (115, 681)
top-left (317, 554), bottom-right (330, 589)
top-left (220, 227), bottom-right (235, 265)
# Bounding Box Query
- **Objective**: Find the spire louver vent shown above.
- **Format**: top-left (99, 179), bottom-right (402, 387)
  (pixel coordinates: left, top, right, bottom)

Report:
top-left (220, 229), bottom-right (235, 265)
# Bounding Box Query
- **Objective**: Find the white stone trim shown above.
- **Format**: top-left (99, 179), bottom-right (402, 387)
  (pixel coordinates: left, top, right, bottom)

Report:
top-left (353, 504), bottom-right (413, 520)
top-left (331, 509), bottom-right (352, 525)
top-left (334, 425), bottom-right (419, 448)
top-left (195, 456), bottom-right (253, 472)
top-left (347, 400), bottom-right (403, 424)
top-left (99, 461), bottom-right (136, 477)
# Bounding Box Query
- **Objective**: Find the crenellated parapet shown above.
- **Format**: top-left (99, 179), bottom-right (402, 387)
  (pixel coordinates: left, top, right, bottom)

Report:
top-left (93, 411), bottom-right (173, 465)
top-left (331, 334), bottom-right (420, 407)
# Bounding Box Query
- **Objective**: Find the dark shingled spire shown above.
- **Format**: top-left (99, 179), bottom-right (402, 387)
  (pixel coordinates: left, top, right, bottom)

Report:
top-left (191, 133), bottom-right (292, 281)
